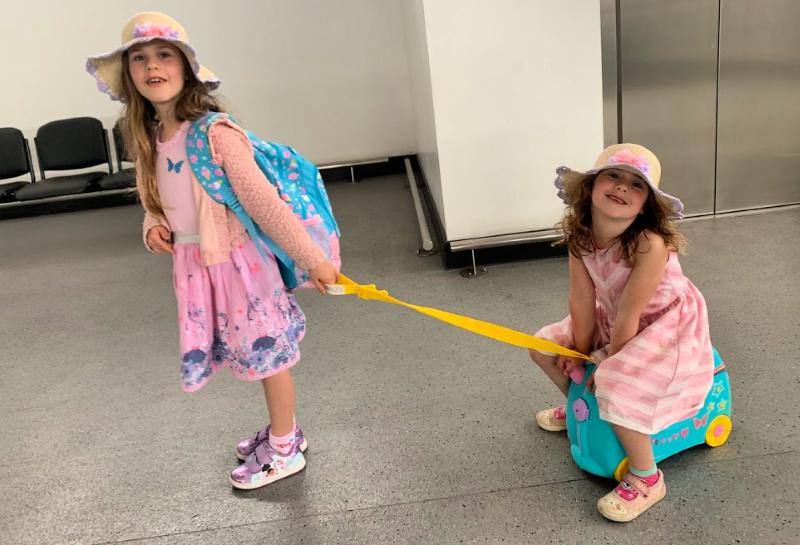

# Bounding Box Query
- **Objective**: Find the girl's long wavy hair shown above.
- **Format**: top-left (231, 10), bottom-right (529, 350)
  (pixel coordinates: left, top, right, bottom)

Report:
top-left (119, 42), bottom-right (224, 218)
top-left (556, 173), bottom-right (686, 265)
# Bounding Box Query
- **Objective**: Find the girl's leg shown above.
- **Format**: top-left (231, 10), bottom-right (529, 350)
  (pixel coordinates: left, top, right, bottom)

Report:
top-left (611, 424), bottom-right (655, 473)
top-left (528, 349), bottom-right (570, 396)
top-left (529, 350), bottom-right (572, 432)
top-left (233, 369), bottom-right (296, 461)
top-left (230, 369), bottom-right (305, 490)
top-left (261, 368), bottom-right (296, 436)
top-left (597, 424), bottom-right (665, 522)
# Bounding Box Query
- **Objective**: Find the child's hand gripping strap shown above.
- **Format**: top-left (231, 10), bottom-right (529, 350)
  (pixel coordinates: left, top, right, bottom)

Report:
top-left (186, 113), bottom-right (298, 288)
top-left (327, 274), bottom-right (592, 361)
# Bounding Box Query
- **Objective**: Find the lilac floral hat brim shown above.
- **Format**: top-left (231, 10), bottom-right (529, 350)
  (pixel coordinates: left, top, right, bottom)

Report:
top-left (86, 13), bottom-right (220, 103)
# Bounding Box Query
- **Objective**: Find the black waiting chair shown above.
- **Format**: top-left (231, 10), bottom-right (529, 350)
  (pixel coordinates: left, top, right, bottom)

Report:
top-left (96, 120), bottom-right (136, 190)
top-left (0, 128), bottom-right (36, 202)
top-left (14, 117), bottom-right (112, 201)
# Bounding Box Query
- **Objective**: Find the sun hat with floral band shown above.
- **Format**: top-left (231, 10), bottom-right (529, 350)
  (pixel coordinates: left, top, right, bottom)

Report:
top-left (86, 11), bottom-right (220, 102)
top-left (554, 143), bottom-right (685, 219)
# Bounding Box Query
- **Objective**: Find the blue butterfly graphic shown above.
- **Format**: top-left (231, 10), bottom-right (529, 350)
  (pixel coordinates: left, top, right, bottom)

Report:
top-left (167, 158), bottom-right (184, 173)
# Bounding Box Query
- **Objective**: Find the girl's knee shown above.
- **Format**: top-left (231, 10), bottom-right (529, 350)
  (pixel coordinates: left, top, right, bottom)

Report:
top-left (261, 368), bottom-right (292, 384)
top-left (528, 349), bottom-right (553, 367)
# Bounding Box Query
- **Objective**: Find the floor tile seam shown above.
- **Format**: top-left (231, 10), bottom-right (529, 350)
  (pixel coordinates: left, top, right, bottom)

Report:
top-left (58, 451), bottom-right (800, 544)
top-left (86, 476), bottom-right (590, 545)
top-left (5, 443), bottom-right (795, 476)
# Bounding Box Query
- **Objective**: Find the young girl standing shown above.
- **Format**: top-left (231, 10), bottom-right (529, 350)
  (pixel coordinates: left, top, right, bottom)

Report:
top-left (87, 12), bottom-right (340, 490)
top-left (530, 144), bottom-right (713, 521)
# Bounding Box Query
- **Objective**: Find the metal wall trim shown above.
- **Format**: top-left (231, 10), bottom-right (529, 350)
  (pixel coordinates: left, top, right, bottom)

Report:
top-left (600, 0), bottom-right (620, 146)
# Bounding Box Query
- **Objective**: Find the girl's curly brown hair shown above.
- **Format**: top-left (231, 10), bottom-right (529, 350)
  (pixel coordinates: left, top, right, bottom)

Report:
top-left (556, 173), bottom-right (686, 265)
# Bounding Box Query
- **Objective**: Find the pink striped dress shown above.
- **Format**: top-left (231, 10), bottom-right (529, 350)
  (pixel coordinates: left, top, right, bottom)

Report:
top-left (536, 245), bottom-right (714, 434)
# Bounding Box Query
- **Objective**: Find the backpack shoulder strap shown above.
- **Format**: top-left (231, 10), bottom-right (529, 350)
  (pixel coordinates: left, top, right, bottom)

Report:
top-left (185, 112), bottom-right (298, 287)
top-left (186, 112), bottom-right (236, 206)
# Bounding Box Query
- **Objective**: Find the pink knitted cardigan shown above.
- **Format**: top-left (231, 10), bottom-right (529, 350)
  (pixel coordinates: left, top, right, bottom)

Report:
top-left (142, 118), bottom-right (326, 271)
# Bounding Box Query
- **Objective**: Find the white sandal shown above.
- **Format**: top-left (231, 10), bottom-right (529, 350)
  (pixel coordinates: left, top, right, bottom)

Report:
top-left (597, 470), bottom-right (667, 522)
top-left (535, 406), bottom-right (567, 432)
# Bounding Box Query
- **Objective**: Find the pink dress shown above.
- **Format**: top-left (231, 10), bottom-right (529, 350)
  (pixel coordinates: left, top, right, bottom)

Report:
top-left (157, 122), bottom-right (306, 392)
top-left (536, 246), bottom-right (714, 434)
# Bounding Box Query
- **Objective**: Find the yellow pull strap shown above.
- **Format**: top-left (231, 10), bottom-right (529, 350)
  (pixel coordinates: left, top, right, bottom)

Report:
top-left (328, 274), bottom-right (590, 361)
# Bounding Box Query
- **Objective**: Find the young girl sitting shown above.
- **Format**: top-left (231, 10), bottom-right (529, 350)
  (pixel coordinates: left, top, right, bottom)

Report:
top-left (529, 144), bottom-right (713, 522)
top-left (86, 12), bottom-right (340, 490)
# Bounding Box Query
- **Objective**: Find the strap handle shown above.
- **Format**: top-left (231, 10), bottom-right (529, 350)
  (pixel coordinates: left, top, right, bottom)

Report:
top-left (327, 274), bottom-right (591, 361)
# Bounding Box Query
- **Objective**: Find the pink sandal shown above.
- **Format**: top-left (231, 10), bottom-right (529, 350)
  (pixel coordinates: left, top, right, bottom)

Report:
top-left (597, 470), bottom-right (666, 522)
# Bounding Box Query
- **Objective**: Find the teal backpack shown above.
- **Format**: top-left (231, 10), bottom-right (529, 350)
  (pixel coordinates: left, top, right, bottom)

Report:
top-left (185, 112), bottom-right (340, 289)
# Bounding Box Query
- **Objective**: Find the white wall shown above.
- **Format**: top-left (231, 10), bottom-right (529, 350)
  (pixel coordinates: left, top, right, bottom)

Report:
top-left (404, 1), bottom-right (604, 242)
top-left (401, 0), bottom-right (446, 232)
top-left (1, 0), bottom-right (415, 167)
top-left (4, 0), bottom-right (604, 246)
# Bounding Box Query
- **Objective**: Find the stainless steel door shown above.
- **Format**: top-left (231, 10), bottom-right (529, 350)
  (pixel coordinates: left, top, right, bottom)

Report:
top-left (716, 1), bottom-right (800, 211)
top-left (618, 0), bottom-right (720, 216)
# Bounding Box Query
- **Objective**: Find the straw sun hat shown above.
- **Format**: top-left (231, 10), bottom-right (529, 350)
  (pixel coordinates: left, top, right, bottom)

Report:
top-left (86, 11), bottom-right (219, 102)
top-left (554, 143), bottom-right (685, 219)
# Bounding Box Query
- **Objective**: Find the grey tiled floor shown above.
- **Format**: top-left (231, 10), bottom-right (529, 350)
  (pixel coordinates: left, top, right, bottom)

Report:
top-left (1, 176), bottom-right (798, 544)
